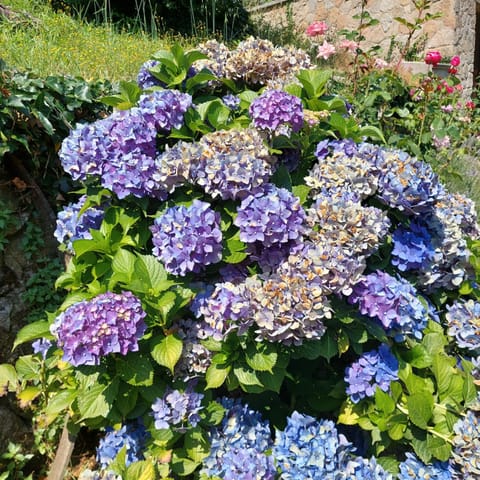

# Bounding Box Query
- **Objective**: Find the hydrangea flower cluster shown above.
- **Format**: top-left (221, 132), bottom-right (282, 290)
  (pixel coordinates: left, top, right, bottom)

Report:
top-left (150, 200), bottom-right (223, 276)
top-left (192, 128), bottom-right (276, 200)
top-left (445, 299), bottom-right (480, 352)
top-left (194, 282), bottom-right (252, 341)
top-left (314, 138), bottom-right (359, 161)
top-left (349, 271), bottom-right (430, 341)
top-left (54, 195), bottom-right (105, 252)
top-left (234, 184), bottom-right (307, 247)
top-left (398, 453), bottom-right (452, 480)
top-left (343, 456), bottom-right (393, 479)
top-left (136, 59), bottom-right (162, 89)
top-left (151, 385), bottom-right (204, 431)
top-left (200, 398), bottom-right (275, 480)
top-left (345, 344), bottom-right (399, 404)
top-left (50, 291), bottom-right (146, 366)
top-left (245, 266), bottom-right (332, 345)
top-left (137, 89), bottom-right (192, 131)
top-left (249, 89), bottom-right (304, 134)
top-left (32, 338), bottom-right (53, 359)
top-left (273, 411), bottom-right (355, 479)
top-left (391, 220), bottom-right (436, 272)
top-left (451, 402), bottom-right (480, 478)
top-left (96, 421), bottom-right (149, 470)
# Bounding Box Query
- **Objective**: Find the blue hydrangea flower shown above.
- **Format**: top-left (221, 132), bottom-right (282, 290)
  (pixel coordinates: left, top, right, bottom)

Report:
top-left (54, 195), bottom-right (105, 253)
top-left (201, 398), bottom-right (275, 480)
top-left (191, 128), bottom-right (276, 200)
top-left (273, 411), bottom-right (355, 479)
top-left (345, 344), bottom-right (399, 404)
top-left (222, 93), bottom-right (241, 110)
top-left (96, 421), bottom-right (149, 470)
top-left (234, 184), bottom-right (307, 247)
top-left (376, 150), bottom-right (446, 215)
top-left (314, 138), bottom-right (359, 161)
top-left (249, 89), bottom-right (304, 134)
top-left (151, 385), bottom-right (204, 432)
top-left (50, 291), bottom-right (147, 366)
top-left (342, 456), bottom-right (393, 479)
top-left (391, 220), bottom-right (436, 272)
top-left (398, 453), bottom-right (452, 479)
top-left (445, 299), bottom-right (480, 352)
top-left (137, 89), bottom-right (192, 131)
top-left (349, 271), bottom-right (430, 341)
top-left (150, 200), bottom-right (223, 276)
top-left (451, 403), bottom-right (480, 478)
top-left (136, 59), bottom-right (162, 89)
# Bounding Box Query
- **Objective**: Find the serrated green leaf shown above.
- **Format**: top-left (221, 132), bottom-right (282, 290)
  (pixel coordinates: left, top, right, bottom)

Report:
top-left (150, 334), bottom-right (183, 374)
top-left (125, 460), bottom-right (156, 480)
top-left (44, 390), bottom-right (77, 422)
top-left (171, 454), bottom-right (199, 476)
top-left (375, 388), bottom-right (396, 415)
top-left (13, 321), bottom-right (51, 350)
top-left (117, 354), bottom-right (154, 386)
top-left (15, 355), bottom-right (40, 381)
top-left (205, 363), bottom-right (230, 389)
top-left (245, 343), bottom-right (277, 372)
top-left (184, 427), bottom-right (209, 462)
top-left (77, 379), bottom-right (118, 421)
top-left (407, 392), bottom-right (434, 429)
top-left (234, 364), bottom-right (263, 387)
top-left (431, 353), bottom-right (454, 394)
top-left (291, 185), bottom-right (311, 204)
top-left (0, 364), bottom-right (18, 392)
top-left (426, 433), bottom-right (452, 462)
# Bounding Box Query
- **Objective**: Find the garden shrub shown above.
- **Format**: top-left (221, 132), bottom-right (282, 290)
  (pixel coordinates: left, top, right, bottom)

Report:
top-left (2, 39), bottom-right (480, 480)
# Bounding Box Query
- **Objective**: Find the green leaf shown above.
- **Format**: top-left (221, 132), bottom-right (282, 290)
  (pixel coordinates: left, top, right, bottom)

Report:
top-left (407, 392), bottom-right (434, 429)
top-left (184, 427), bottom-right (209, 462)
top-left (233, 364), bottom-right (263, 387)
top-left (431, 353), bottom-right (454, 395)
top-left (13, 321), bottom-right (51, 350)
top-left (171, 454), bottom-right (199, 476)
top-left (357, 125), bottom-right (386, 143)
top-left (0, 364), bottom-right (18, 392)
top-left (205, 363), bottom-right (230, 389)
top-left (15, 355), bottom-right (40, 381)
top-left (388, 423), bottom-right (406, 441)
top-left (291, 185), bottom-right (311, 204)
top-left (291, 339), bottom-right (324, 360)
top-left (317, 331), bottom-right (338, 361)
top-left (125, 460), bottom-right (156, 480)
top-left (112, 248), bottom-right (136, 278)
top-left (117, 354), bottom-right (154, 387)
top-left (151, 334), bottom-right (183, 374)
top-left (423, 332), bottom-right (447, 356)
top-left (402, 345), bottom-right (432, 369)
top-left (77, 379), bottom-right (119, 421)
top-left (245, 343), bottom-right (278, 372)
top-left (270, 165), bottom-right (292, 190)
top-left (130, 254), bottom-right (173, 294)
top-left (375, 388), bottom-right (395, 415)
top-left (296, 68), bottom-right (332, 98)
top-left (44, 390), bottom-right (77, 422)
top-left (426, 433), bottom-right (452, 462)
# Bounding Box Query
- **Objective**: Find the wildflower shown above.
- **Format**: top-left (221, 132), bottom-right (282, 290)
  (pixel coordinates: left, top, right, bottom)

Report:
top-left (306, 20), bottom-right (328, 36)
top-left (338, 39), bottom-right (359, 53)
top-left (317, 41), bottom-right (336, 60)
top-left (150, 200), bottom-right (223, 276)
top-left (50, 291), bottom-right (146, 366)
top-left (345, 344), bottom-right (399, 404)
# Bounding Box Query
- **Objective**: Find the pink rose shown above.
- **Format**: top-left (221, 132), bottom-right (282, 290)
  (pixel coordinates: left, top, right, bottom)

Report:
top-left (424, 51), bottom-right (442, 66)
top-left (338, 39), bottom-right (359, 53)
top-left (306, 21), bottom-right (328, 37)
top-left (316, 41), bottom-right (336, 60)
top-left (450, 55), bottom-right (460, 67)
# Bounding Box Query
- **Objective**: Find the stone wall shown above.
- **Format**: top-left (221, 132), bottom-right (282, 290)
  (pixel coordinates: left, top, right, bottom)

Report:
top-left (251, 0), bottom-right (477, 94)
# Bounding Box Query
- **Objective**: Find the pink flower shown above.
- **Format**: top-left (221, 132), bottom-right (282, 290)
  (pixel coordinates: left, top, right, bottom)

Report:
top-left (374, 58), bottom-right (389, 69)
top-left (338, 39), bottom-right (359, 53)
top-left (424, 51), bottom-right (442, 66)
top-left (466, 101), bottom-right (475, 110)
top-left (306, 21), bottom-right (328, 37)
top-left (316, 41), bottom-right (336, 60)
top-left (450, 55), bottom-right (461, 67)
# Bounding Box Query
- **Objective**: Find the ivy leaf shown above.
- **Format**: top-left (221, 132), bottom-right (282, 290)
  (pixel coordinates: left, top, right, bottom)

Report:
top-left (150, 334), bottom-right (183, 374)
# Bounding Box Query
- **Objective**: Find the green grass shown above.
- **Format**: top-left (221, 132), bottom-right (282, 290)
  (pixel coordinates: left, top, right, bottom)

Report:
top-left (0, 0), bottom-right (194, 81)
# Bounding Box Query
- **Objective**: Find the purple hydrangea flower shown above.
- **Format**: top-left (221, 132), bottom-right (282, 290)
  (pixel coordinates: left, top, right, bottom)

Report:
top-left (201, 398), bottom-right (275, 480)
top-left (54, 195), bottom-right (105, 252)
top-left (136, 59), bottom-right (162, 89)
top-left (234, 184), bottom-right (307, 247)
top-left (349, 271), bottom-right (430, 341)
top-left (32, 338), bottom-right (53, 359)
top-left (246, 239), bottom-right (304, 274)
top-left (195, 282), bottom-right (252, 341)
top-left (151, 384), bottom-right (204, 432)
top-left (50, 291), bottom-right (147, 366)
top-left (191, 128), bottom-right (276, 200)
top-left (398, 452), bottom-right (452, 480)
top-left (391, 220), bottom-right (436, 272)
top-left (137, 89), bottom-right (192, 131)
top-left (249, 89), bottom-right (304, 134)
top-left (314, 139), bottom-right (359, 161)
top-left (345, 344), bottom-right (399, 404)
top-left (96, 421), bottom-right (148, 470)
top-left (273, 411), bottom-right (355, 479)
top-left (150, 200), bottom-right (223, 276)
top-left (445, 299), bottom-right (480, 352)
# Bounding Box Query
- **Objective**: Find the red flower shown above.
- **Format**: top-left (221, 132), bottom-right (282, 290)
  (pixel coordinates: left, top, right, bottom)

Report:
top-left (450, 55), bottom-right (461, 67)
top-left (449, 66), bottom-right (458, 75)
top-left (424, 51), bottom-right (442, 66)
top-left (466, 101), bottom-right (475, 110)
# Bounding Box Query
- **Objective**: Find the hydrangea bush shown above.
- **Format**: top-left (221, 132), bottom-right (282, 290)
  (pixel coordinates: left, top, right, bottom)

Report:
top-left (2, 40), bottom-right (480, 479)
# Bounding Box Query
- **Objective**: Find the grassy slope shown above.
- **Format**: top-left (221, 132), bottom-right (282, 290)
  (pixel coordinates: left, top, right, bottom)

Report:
top-left (0, 0), bottom-right (192, 81)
